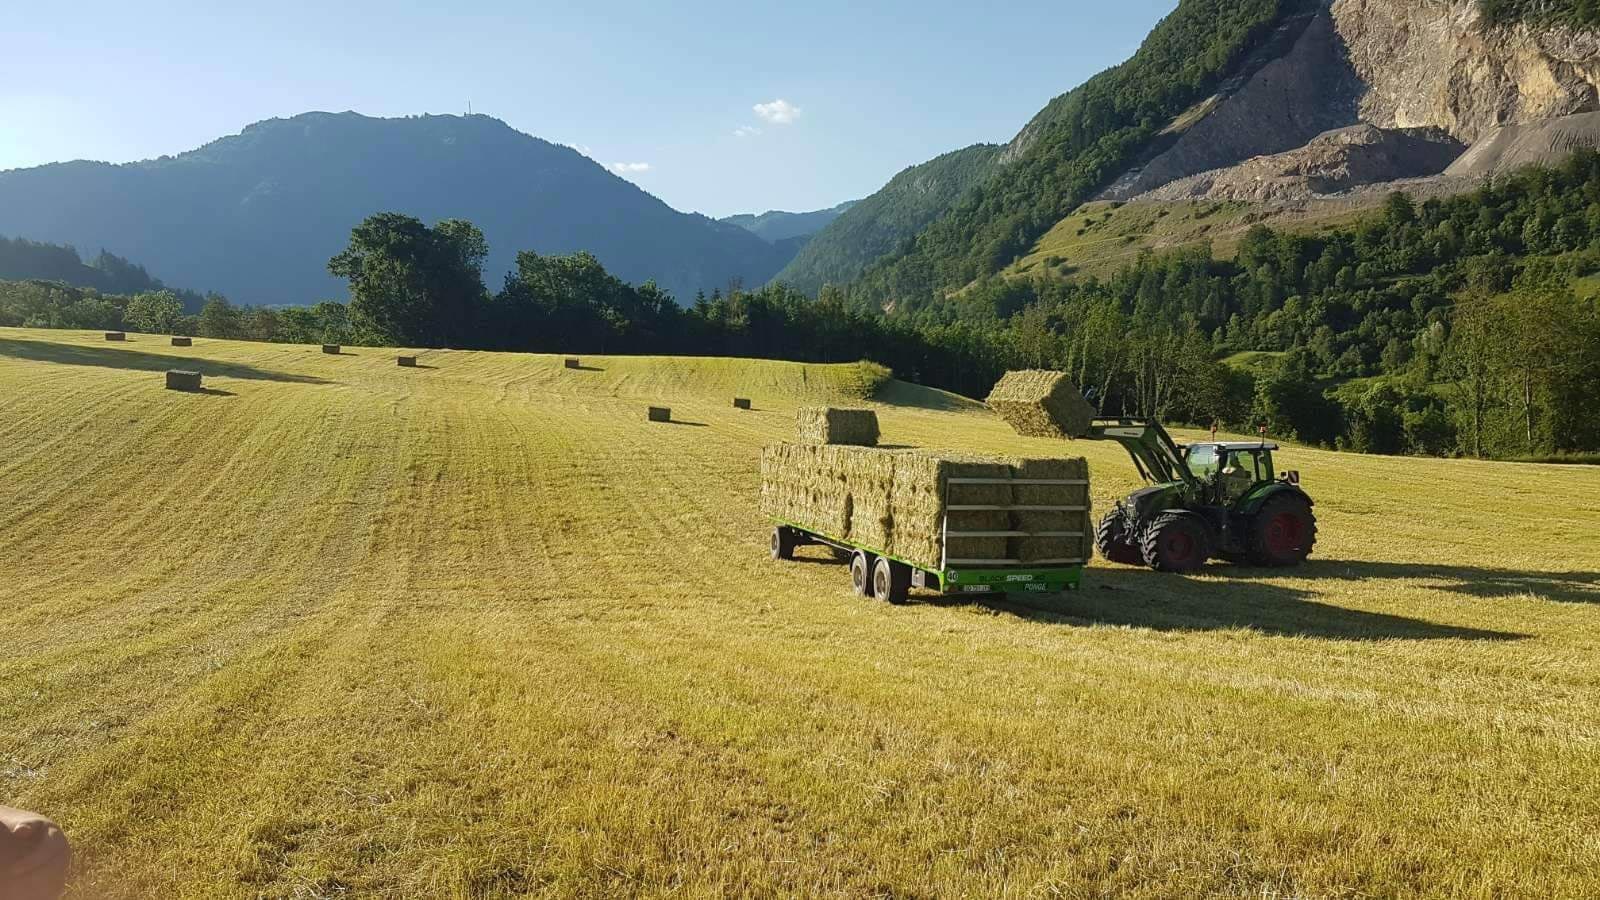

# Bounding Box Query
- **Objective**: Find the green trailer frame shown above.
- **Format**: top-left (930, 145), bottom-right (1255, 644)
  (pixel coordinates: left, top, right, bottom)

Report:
top-left (769, 471), bottom-right (1088, 603)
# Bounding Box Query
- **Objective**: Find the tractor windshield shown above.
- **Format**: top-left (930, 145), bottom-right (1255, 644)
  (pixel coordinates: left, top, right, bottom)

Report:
top-left (1186, 445), bottom-right (1221, 479)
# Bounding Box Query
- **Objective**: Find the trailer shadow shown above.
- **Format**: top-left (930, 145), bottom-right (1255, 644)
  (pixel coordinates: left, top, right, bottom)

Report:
top-left (0, 338), bottom-right (332, 385)
top-left (928, 565), bottom-right (1530, 642)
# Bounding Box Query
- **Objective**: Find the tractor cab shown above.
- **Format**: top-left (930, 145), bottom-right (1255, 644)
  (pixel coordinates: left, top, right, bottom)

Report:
top-left (1183, 442), bottom-right (1288, 506)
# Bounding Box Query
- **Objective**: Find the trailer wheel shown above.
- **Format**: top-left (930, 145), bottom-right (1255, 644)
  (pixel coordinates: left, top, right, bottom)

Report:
top-left (850, 551), bottom-right (875, 598)
top-left (872, 557), bottom-right (912, 606)
top-left (771, 526), bottom-right (797, 561)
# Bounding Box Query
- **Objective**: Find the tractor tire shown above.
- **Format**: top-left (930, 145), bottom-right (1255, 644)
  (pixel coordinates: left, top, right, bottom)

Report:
top-left (1247, 494), bottom-right (1318, 567)
top-left (872, 557), bottom-right (912, 606)
top-left (771, 526), bottom-right (797, 561)
top-left (850, 551), bottom-right (875, 598)
top-left (1140, 513), bottom-right (1212, 573)
top-left (1095, 511), bottom-right (1145, 567)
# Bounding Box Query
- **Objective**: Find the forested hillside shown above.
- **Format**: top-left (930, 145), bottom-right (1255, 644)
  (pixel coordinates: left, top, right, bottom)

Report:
top-left (721, 202), bottom-right (856, 244)
top-left (1480, 0), bottom-right (1600, 26)
top-left (772, 145), bottom-right (1001, 295)
top-left (0, 236), bottom-right (196, 304)
top-left (843, 0), bottom-right (1305, 305)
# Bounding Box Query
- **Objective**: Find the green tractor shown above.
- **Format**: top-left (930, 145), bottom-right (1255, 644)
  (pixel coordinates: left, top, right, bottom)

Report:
top-left (1087, 418), bottom-right (1317, 573)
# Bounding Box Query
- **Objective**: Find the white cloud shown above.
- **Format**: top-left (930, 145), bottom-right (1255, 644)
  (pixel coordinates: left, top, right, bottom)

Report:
top-left (753, 99), bottom-right (801, 125)
top-left (734, 125), bottom-right (762, 138)
top-left (609, 162), bottom-right (652, 175)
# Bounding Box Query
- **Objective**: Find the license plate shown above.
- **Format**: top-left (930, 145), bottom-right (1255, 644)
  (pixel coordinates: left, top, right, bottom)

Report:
top-left (960, 585), bottom-right (994, 594)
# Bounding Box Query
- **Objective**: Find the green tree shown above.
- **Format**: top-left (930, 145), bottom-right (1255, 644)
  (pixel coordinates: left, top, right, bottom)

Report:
top-left (328, 213), bottom-right (488, 346)
top-left (124, 290), bottom-right (184, 334)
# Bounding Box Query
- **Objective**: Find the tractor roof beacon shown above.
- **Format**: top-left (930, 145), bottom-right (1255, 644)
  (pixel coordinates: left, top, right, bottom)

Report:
top-left (1086, 418), bottom-right (1317, 574)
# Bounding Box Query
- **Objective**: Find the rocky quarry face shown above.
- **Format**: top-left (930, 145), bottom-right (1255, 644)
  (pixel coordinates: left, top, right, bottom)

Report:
top-left (1101, 0), bottom-right (1600, 204)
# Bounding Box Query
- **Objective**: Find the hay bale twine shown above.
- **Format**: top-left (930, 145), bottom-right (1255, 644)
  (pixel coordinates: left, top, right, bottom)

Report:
top-left (565, 358), bottom-right (582, 369)
top-left (986, 370), bottom-right (1097, 439)
top-left (171, 337), bottom-right (192, 347)
top-left (322, 344), bottom-right (341, 355)
top-left (398, 355), bottom-right (418, 367)
top-left (648, 406), bottom-right (672, 423)
top-left (104, 332), bottom-right (126, 341)
top-left (165, 370), bottom-right (203, 392)
top-left (733, 398), bottom-right (753, 410)
top-left (797, 407), bottom-right (880, 447)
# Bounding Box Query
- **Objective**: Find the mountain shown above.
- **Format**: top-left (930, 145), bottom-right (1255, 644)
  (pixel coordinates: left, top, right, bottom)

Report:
top-left (721, 202), bottom-right (856, 244)
top-left (0, 112), bottom-right (789, 306)
top-left (801, 0), bottom-right (1600, 306)
top-left (771, 145), bottom-right (1001, 295)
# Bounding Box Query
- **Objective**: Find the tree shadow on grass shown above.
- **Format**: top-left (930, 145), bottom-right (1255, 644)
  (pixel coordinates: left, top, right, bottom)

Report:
top-left (1287, 559), bottom-right (1600, 606)
top-left (926, 564), bottom-right (1533, 642)
top-left (0, 338), bottom-right (332, 385)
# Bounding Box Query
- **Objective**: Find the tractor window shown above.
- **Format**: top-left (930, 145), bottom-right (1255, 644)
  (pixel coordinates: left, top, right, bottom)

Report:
top-left (1187, 445), bottom-right (1219, 477)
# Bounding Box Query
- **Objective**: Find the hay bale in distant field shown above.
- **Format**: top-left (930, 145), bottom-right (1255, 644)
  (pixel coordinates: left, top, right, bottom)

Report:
top-left (565, 358), bottom-right (582, 369)
top-left (171, 337), bottom-right (192, 347)
top-left (986, 370), bottom-right (1096, 439)
top-left (398, 355), bottom-right (418, 367)
top-left (734, 398), bottom-right (753, 410)
top-left (165, 370), bottom-right (202, 392)
top-left (760, 444), bottom-right (1091, 572)
top-left (322, 344), bottom-right (341, 355)
top-left (797, 407), bottom-right (879, 446)
top-left (104, 332), bottom-right (126, 342)
top-left (648, 406), bottom-right (672, 422)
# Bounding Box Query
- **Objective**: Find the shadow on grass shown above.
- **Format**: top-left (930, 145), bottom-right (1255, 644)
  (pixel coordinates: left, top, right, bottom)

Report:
top-left (0, 338), bottom-right (331, 385)
top-left (665, 419), bottom-right (709, 428)
top-left (568, 364), bottom-right (606, 372)
top-left (922, 561), bottom-right (1558, 641)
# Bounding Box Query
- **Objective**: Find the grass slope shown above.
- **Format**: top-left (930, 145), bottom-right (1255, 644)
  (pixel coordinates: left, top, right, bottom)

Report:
top-left (3, 328), bottom-right (1599, 897)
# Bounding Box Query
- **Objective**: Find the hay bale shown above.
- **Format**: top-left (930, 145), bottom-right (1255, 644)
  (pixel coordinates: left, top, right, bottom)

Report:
top-left (104, 332), bottom-right (126, 341)
top-left (733, 398), bottom-right (753, 410)
top-left (986, 370), bottom-right (1096, 439)
top-left (322, 344), bottom-right (341, 355)
top-left (797, 407), bottom-right (880, 446)
top-left (1009, 457), bottom-right (1092, 564)
top-left (565, 358), bottom-right (582, 369)
top-left (760, 445), bottom-right (1092, 572)
top-left (171, 337), bottom-right (192, 347)
top-left (398, 355), bottom-right (418, 367)
top-left (648, 406), bottom-right (671, 422)
top-left (165, 369), bottom-right (202, 392)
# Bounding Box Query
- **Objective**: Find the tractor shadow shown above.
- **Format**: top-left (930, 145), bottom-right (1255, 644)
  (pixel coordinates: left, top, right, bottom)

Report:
top-left (0, 338), bottom-right (331, 385)
top-left (929, 561), bottom-right (1552, 642)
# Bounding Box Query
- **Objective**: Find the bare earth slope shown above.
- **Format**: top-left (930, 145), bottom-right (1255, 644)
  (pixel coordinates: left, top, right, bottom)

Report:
top-left (3, 328), bottom-right (1599, 897)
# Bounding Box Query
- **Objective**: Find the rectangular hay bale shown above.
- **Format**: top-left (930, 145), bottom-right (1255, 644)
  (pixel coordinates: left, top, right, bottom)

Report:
top-left (648, 406), bottom-right (672, 422)
top-left (171, 337), bottom-right (192, 347)
top-left (733, 398), bottom-right (753, 410)
top-left (398, 355), bottom-right (418, 367)
top-left (165, 369), bottom-right (202, 392)
top-left (322, 344), bottom-right (341, 355)
top-left (796, 407), bottom-right (880, 447)
top-left (104, 332), bottom-right (126, 341)
top-left (986, 370), bottom-right (1097, 439)
top-left (565, 358), bottom-right (582, 369)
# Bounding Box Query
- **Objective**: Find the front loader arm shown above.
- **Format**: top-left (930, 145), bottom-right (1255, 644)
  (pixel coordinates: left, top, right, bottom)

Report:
top-left (1082, 419), bottom-right (1199, 490)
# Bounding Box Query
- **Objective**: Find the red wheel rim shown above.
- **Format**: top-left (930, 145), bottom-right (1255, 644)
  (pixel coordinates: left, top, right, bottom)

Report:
top-left (1265, 512), bottom-right (1303, 557)
top-left (1163, 530), bottom-right (1197, 565)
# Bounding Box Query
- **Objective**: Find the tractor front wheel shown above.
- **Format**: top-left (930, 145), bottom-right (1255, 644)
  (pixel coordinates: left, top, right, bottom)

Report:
top-left (1248, 495), bottom-right (1318, 567)
top-left (1095, 511), bottom-right (1145, 567)
top-left (1140, 513), bottom-right (1212, 573)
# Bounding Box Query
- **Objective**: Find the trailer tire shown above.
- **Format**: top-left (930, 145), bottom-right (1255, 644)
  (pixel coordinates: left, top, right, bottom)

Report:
top-left (850, 551), bottom-right (875, 598)
top-left (872, 557), bottom-right (912, 606)
top-left (771, 526), bottom-right (797, 561)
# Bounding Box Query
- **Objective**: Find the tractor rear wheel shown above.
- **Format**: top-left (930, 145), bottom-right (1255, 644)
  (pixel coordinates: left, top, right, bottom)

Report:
top-left (872, 557), bottom-right (912, 606)
top-left (850, 551), bottom-right (875, 598)
top-left (1095, 511), bottom-right (1145, 567)
top-left (1140, 513), bottom-right (1212, 573)
top-left (1248, 494), bottom-right (1318, 567)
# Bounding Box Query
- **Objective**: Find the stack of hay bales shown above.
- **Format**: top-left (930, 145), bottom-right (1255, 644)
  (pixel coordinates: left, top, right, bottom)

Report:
top-left (760, 445), bottom-right (1091, 571)
top-left (797, 407), bottom-right (879, 447)
top-left (986, 370), bottom-right (1096, 439)
top-left (171, 337), bottom-right (192, 347)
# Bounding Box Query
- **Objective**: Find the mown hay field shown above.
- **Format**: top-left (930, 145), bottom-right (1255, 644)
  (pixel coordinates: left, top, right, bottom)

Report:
top-left (2, 327), bottom-right (1598, 898)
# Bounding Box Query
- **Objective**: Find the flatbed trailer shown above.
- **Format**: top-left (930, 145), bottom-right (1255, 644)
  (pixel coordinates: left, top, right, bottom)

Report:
top-left (769, 471), bottom-right (1088, 604)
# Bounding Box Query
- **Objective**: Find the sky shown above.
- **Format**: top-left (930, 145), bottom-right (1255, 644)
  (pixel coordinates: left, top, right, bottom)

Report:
top-left (1, 0), bottom-right (1178, 219)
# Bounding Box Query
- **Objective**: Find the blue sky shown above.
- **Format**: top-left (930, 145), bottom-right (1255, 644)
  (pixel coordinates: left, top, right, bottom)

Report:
top-left (2, 0), bottom-right (1177, 218)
